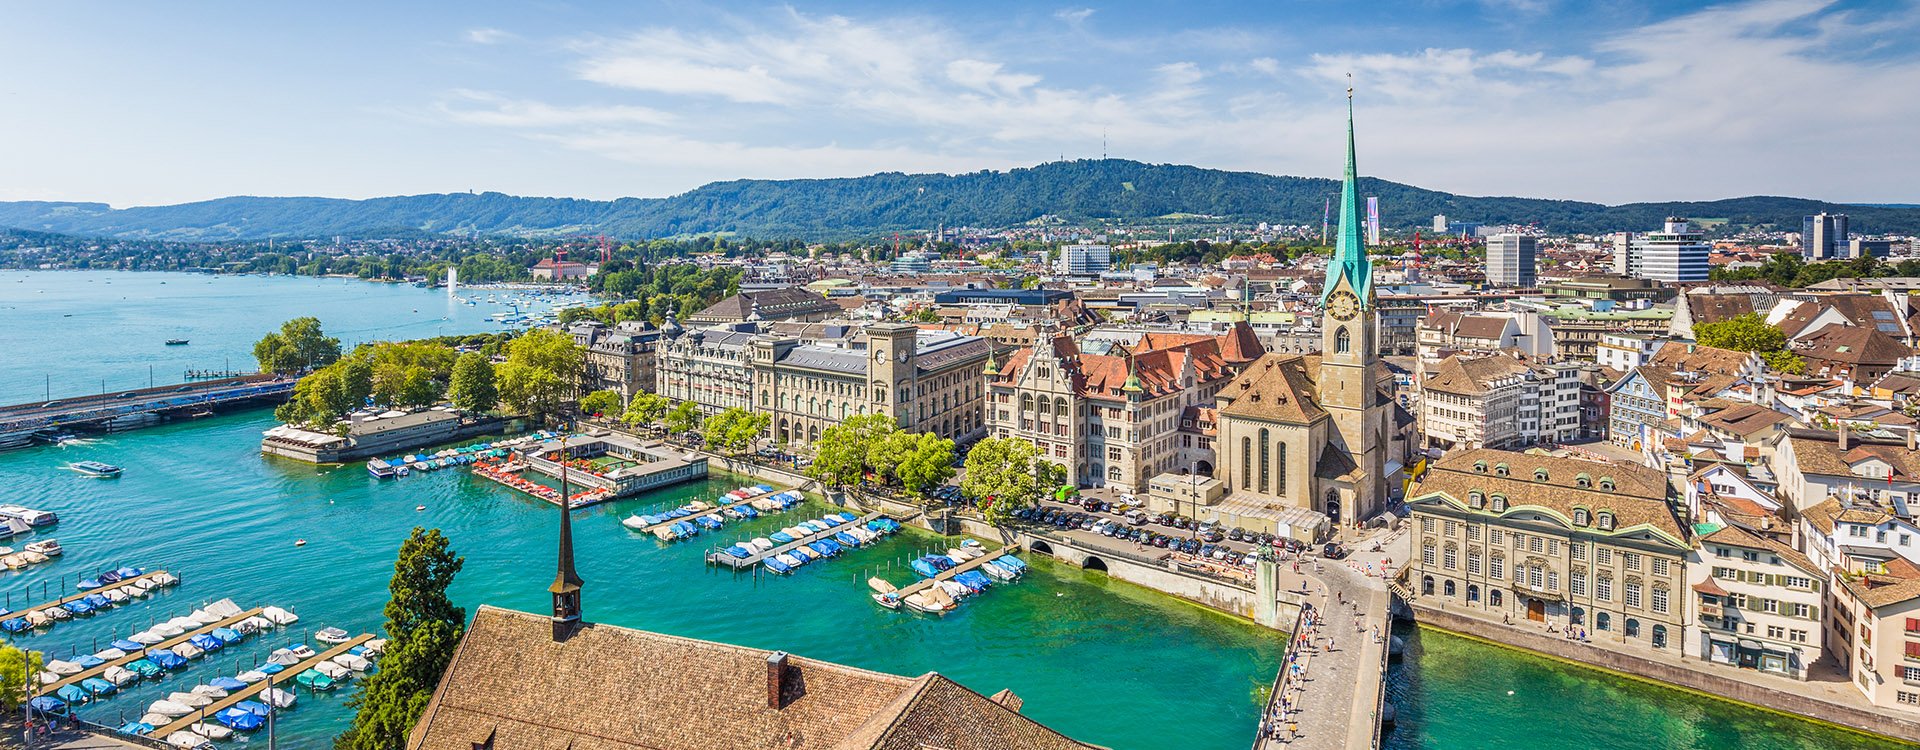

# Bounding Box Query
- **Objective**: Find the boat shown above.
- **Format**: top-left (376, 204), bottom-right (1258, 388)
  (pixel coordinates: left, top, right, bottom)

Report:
top-left (55, 684), bottom-right (90, 704)
top-left (234, 670), bottom-right (268, 684)
top-left (315, 626), bottom-right (351, 644)
top-left (295, 669), bottom-right (337, 691)
top-left (367, 459), bottom-right (397, 479)
top-left (147, 649), bottom-right (188, 670)
top-left (901, 592), bottom-right (946, 613)
top-left (286, 642), bottom-right (316, 659)
top-left (261, 687), bottom-right (297, 709)
top-left (207, 676), bottom-right (249, 693)
top-left (192, 723), bottom-right (233, 740)
top-left (260, 606), bottom-right (299, 625)
top-left (314, 661), bottom-right (351, 680)
top-left (169, 691), bottom-right (213, 709)
top-left (164, 731), bottom-right (215, 750)
top-left (164, 339), bottom-right (190, 346)
top-left (172, 642), bottom-right (204, 660)
top-left (332, 652), bottom-right (373, 672)
top-left (213, 706), bottom-right (264, 731)
top-left (83, 593), bottom-right (112, 609)
top-left (267, 648), bottom-right (301, 666)
top-left (46, 659), bottom-right (83, 676)
top-left (147, 699), bottom-right (194, 717)
top-left (188, 633), bottom-right (223, 653)
top-left (71, 461), bottom-right (122, 478)
top-left (117, 721), bottom-right (156, 737)
top-left (211, 626), bottom-right (245, 645)
top-left (81, 677), bottom-right (118, 695)
top-left (126, 658), bottom-right (163, 678)
top-left (763, 556), bottom-right (791, 574)
top-left (102, 666), bottom-right (139, 686)
top-left (28, 539), bottom-right (66, 557)
top-left (0, 505), bottom-right (57, 526)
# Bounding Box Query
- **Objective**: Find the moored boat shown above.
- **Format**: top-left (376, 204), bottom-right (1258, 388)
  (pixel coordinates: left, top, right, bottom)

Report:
top-left (71, 461), bottom-right (122, 478)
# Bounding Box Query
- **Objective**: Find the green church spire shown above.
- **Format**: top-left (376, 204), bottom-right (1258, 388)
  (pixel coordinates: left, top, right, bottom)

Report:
top-left (1322, 80), bottom-right (1373, 307)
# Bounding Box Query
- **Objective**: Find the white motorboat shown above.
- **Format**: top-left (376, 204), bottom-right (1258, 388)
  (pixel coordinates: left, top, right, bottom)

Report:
top-left (260, 606), bottom-right (299, 625)
top-left (141, 713), bottom-right (173, 728)
top-left (164, 731), bottom-right (215, 750)
top-left (234, 670), bottom-right (268, 684)
top-left (103, 666), bottom-right (140, 686)
top-left (167, 616), bottom-right (203, 631)
top-left (103, 588), bottom-right (130, 604)
top-left (46, 659), bottom-right (83, 676)
top-left (361, 638), bottom-right (387, 655)
top-left (169, 691), bottom-right (213, 708)
top-left (776, 553), bottom-right (803, 568)
top-left (172, 642), bottom-right (204, 659)
top-left (315, 626), bottom-right (351, 644)
top-left (129, 630), bottom-right (164, 645)
top-left (46, 607), bottom-right (70, 621)
top-left (749, 538), bottom-right (774, 552)
top-left (267, 648), bottom-right (301, 666)
top-left (152, 571), bottom-right (180, 586)
top-left (314, 661), bottom-right (350, 680)
top-left (192, 723), bottom-right (233, 740)
top-left (94, 648), bottom-right (127, 660)
top-left (151, 622), bottom-right (185, 637)
top-left (261, 687), bottom-right (298, 709)
top-left (190, 684), bottom-right (229, 699)
top-left (24, 538), bottom-right (61, 556)
top-left (188, 609), bottom-right (221, 625)
top-left (332, 653), bottom-right (372, 672)
top-left (287, 643), bottom-right (316, 659)
top-left (237, 616), bottom-right (274, 632)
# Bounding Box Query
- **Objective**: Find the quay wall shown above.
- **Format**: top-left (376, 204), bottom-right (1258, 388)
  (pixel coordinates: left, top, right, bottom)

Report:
top-left (1410, 602), bottom-right (1920, 744)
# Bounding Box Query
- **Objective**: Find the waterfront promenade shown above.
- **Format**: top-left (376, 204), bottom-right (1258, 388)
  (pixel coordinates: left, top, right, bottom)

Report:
top-left (1255, 527), bottom-right (1399, 750)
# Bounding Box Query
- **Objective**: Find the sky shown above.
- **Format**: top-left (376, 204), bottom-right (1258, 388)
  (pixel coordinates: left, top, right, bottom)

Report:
top-left (4, 0), bottom-right (1919, 207)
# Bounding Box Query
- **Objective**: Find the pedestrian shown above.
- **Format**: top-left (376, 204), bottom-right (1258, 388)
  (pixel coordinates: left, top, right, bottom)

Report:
top-left (1289, 722), bottom-right (1299, 740)
top-left (1337, 590), bottom-right (1344, 605)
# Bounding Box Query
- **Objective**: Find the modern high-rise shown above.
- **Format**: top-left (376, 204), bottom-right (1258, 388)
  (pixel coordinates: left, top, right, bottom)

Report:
top-left (1615, 218), bottom-right (1709, 283)
top-left (1802, 213), bottom-right (1849, 260)
top-left (1484, 234), bottom-right (1538, 287)
top-left (1056, 244), bottom-right (1112, 276)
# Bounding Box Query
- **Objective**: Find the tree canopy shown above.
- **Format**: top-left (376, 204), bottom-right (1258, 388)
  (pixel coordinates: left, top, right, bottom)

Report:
top-left (623, 391), bottom-right (669, 428)
top-left (336, 527), bottom-right (466, 750)
top-left (579, 389), bottom-right (624, 419)
top-left (254, 317), bottom-right (342, 375)
top-left (702, 407), bottom-right (768, 454)
top-left (496, 329), bottom-right (584, 419)
top-left (961, 437), bottom-right (1065, 524)
top-left (807, 414), bottom-right (897, 487)
top-left (0, 643), bottom-right (43, 712)
top-left (447, 352), bottom-right (499, 413)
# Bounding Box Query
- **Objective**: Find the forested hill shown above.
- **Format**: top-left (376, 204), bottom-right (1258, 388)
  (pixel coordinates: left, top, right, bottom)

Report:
top-left (2, 159), bottom-right (1915, 241)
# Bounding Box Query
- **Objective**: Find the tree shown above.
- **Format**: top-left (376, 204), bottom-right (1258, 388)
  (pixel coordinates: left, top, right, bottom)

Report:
top-left (254, 316), bottom-right (342, 375)
top-left (447, 352), bottom-right (499, 412)
top-left (807, 414), bottom-right (896, 487)
top-left (579, 389), bottom-right (624, 419)
top-left (1695, 313), bottom-right (1787, 354)
top-left (336, 528), bottom-right (465, 750)
top-left (496, 329), bottom-right (584, 418)
top-left (0, 643), bottom-right (43, 712)
top-left (893, 432), bottom-right (957, 498)
top-left (1763, 350), bottom-right (1808, 375)
top-left (962, 437), bottom-right (1064, 524)
top-left (623, 392), bottom-right (668, 428)
top-left (663, 400), bottom-right (703, 435)
top-left (702, 407), bottom-right (769, 454)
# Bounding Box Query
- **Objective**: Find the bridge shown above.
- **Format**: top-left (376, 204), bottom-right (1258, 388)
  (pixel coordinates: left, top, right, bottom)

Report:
top-left (0, 374), bottom-right (293, 449)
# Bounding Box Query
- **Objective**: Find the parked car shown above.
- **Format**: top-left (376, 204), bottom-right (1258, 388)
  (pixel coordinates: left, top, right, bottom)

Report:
top-left (1322, 543), bottom-right (1348, 560)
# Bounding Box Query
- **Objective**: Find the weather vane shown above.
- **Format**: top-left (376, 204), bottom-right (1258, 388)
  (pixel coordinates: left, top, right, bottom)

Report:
top-left (1346, 72), bottom-right (1353, 99)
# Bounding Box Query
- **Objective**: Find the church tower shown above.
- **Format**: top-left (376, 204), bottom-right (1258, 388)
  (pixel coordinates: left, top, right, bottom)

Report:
top-left (550, 438), bottom-right (584, 641)
top-left (1317, 86), bottom-right (1386, 525)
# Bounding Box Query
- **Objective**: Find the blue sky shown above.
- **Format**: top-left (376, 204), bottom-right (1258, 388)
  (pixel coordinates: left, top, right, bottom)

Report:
top-left (4, 0), bottom-right (1918, 207)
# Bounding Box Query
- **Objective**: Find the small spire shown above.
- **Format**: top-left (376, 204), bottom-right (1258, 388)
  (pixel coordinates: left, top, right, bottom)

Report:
top-left (550, 435), bottom-right (584, 639)
top-left (984, 348), bottom-right (1000, 376)
top-left (1122, 350), bottom-right (1144, 394)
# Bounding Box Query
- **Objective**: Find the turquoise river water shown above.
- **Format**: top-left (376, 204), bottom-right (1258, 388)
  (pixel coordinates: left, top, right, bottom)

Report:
top-left (0, 270), bottom-right (1907, 749)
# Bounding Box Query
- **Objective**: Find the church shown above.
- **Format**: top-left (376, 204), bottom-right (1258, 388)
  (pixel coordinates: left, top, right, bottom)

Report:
top-left (1211, 97), bottom-right (1412, 530)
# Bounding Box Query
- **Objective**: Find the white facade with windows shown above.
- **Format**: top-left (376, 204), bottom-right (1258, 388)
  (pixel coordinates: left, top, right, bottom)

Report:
top-left (1684, 526), bottom-right (1825, 680)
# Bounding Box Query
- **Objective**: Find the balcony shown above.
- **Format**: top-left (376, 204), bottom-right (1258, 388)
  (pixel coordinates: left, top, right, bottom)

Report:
top-left (1698, 602), bottom-right (1723, 618)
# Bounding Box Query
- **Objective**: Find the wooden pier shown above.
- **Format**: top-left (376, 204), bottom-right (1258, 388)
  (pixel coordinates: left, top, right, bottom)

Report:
top-left (11, 571), bottom-right (175, 634)
top-left (640, 486), bottom-right (792, 535)
top-left (38, 606), bottom-right (265, 696)
top-left (894, 548), bottom-right (1014, 598)
top-left (150, 633), bottom-right (374, 738)
top-left (707, 512), bottom-right (885, 570)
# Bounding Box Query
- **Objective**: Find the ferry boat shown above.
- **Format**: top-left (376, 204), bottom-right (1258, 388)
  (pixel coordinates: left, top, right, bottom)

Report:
top-left (0, 505), bottom-right (57, 526)
top-left (366, 459), bottom-right (397, 479)
top-left (71, 461), bottom-right (122, 477)
top-left (164, 339), bottom-right (189, 346)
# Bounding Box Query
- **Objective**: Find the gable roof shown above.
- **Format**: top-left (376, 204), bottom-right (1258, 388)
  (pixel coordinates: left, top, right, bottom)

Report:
top-left (1214, 353), bottom-right (1330, 424)
top-left (1684, 294), bottom-right (1756, 326)
top-left (1422, 353), bottom-right (1535, 397)
top-left (1788, 432), bottom-right (1920, 480)
top-left (1408, 449), bottom-right (1685, 545)
top-left (1795, 324), bottom-right (1913, 366)
top-left (407, 607), bottom-right (1099, 750)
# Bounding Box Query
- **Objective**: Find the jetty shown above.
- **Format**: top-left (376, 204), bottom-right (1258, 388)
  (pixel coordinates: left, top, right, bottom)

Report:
top-left (707, 512), bottom-right (886, 570)
top-left (38, 606), bottom-right (265, 696)
top-left (894, 547), bottom-right (1013, 598)
top-left (8, 570), bottom-right (176, 635)
top-left (150, 633), bottom-right (374, 737)
top-left (640, 486), bottom-right (792, 535)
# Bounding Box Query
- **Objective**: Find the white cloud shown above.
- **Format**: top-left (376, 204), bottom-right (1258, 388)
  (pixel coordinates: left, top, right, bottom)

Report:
top-left (1055, 7), bottom-right (1096, 25)
top-left (438, 1), bottom-right (1920, 204)
top-left (465, 28), bottom-right (511, 44)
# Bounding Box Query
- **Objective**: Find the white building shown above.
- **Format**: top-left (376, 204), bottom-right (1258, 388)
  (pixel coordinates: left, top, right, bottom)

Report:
top-left (1685, 523), bottom-right (1826, 680)
top-left (1484, 234), bottom-right (1538, 288)
top-left (1057, 244), bottom-right (1112, 276)
top-left (1615, 218), bottom-right (1710, 283)
top-left (1596, 333), bottom-right (1667, 372)
top-left (1420, 352), bottom-right (1582, 451)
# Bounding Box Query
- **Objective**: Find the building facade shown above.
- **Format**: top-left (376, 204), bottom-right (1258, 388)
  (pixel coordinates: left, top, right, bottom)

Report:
top-left (753, 323), bottom-right (990, 446)
top-left (1685, 523), bottom-right (1826, 680)
top-left (1057, 244), bottom-right (1113, 276)
top-left (1420, 353), bottom-right (1581, 451)
top-left (1616, 218), bottom-right (1710, 283)
top-left (1803, 213), bottom-right (1850, 261)
top-left (654, 322), bottom-right (756, 416)
top-left (567, 320), bottom-right (661, 400)
top-left (1407, 450), bottom-right (1690, 653)
top-left (1484, 234), bottom-right (1538, 288)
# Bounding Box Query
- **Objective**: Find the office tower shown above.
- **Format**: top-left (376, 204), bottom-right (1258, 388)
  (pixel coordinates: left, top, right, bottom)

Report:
top-left (1485, 234), bottom-right (1538, 287)
top-left (1802, 213), bottom-right (1849, 260)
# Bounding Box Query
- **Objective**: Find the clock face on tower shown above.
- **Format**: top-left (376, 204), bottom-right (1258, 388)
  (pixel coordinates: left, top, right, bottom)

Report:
top-left (1328, 290), bottom-right (1360, 322)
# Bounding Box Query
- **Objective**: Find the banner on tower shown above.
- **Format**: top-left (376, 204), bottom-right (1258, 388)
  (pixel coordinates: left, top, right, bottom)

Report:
top-left (1366, 197), bottom-right (1381, 246)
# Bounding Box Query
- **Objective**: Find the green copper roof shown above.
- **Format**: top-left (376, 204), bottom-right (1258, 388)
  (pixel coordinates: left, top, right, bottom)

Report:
top-left (1322, 94), bottom-right (1373, 307)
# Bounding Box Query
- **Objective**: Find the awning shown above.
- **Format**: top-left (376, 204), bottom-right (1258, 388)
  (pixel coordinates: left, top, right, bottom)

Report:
top-left (1738, 639), bottom-right (1764, 650)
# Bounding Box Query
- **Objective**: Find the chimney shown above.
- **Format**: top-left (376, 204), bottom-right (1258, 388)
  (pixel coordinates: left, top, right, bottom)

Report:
top-left (1909, 428), bottom-right (1917, 452)
top-left (1838, 421), bottom-right (1851, 451)
top-left (766, 651), bottom-right (789, 709)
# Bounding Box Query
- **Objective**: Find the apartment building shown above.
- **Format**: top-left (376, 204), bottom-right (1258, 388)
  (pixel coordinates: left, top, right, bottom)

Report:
top-left (1420, 353), bottom-right (1581, 451)
top-left (1685, 523), bottom-right (1826, 679)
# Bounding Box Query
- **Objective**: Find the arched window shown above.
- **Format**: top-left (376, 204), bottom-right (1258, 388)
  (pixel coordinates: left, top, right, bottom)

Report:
top-left (1490, 495), bottom-right (1507, 513)
top-left (1421, 575), bottom-right (1435, 596)
top-left (1598, 477), bottom-right (1616, 492)
top-left (1490, 589), bottom-right (1503, 607)
top-left (1575, 473), bottom-right (1592, 488)
top-left (1258, 428), bottom-right (1271, 493)
top-left (1533, 468), bottom-right (1549, 482)
top-left (1020, 393), bottom-right (1034, 413)
top-left (1240, 437), bottom-right (1251, 489)
top-left (1573, 508), bottom-right (1590, 526)
top-left (1335, 327), bottom-right (1351, 354)
top-left (1444, 580), bottom-right (1456, 597)
top-left (1494, 463), bottom-right (1510, 477)
top-left (1108, 466), bottom-right (1122, 481)
top-left (1469, 491), bottom-right (1485, 509)
top-left (1055, 399), bottom-right (1069, 417)
top-left (1626, 618), bottom-right (1641, 638)
top-left (1467, 584), bottom-right (1481, 603)
top-left (1473, 461), bottom-right (1488, 473)
top-left (1597, 512), bottom-right (1615, 531)
top-left (1652, 624), bottom-right (1668, 649)
top-left (1277, 442), bottom-right (1288, 495)
top-left (1596, 612), bottom-right (1611, 631)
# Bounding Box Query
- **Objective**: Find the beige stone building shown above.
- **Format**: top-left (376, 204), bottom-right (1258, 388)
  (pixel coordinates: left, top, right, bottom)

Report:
top-left (984, 323), bottom-right (1262, 493)
top-left (566, 320), bottom-right (660, 400)
top-left (1684, 523), bottom-right (1826, 680)
top-left (1420, 352), bottom-right (1583, 451)
top-left (1406, 449), bottom-right (1690, 653)
top-left (753, 322), bottom-right (989, 446)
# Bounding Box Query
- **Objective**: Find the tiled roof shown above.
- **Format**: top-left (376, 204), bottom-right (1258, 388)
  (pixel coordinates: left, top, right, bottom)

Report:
top-left (1214, 354), bottom-right (1330, 424)
top-left (992, 328), bottom-right (1243, 400)
top-left (1409, 448), bottom-right (1685, 544)
top-left (1787, 432), bottom-right (1920, 480)
top-left (1649, 343), bottom-right (1754, 377)
top-left (1683, 294), bottom-right (1755, 326)
top-left (1795, 324), bottom-right (1913, 366)
top-left (1697, 403), bottom-right (1793, 438)
top-left (407, 607), bottom-right (1098, 750)
top-left (1423, 311), bottom-right (1512, 340)
top-left (1422, 353), bottom-right (1535, 397)
top-left (1700, 522), bottom-right (1819, 574)
top-left (693, 288), bottom-right (840, 323)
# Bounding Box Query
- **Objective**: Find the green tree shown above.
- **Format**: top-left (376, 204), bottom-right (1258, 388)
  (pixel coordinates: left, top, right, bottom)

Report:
top-left (400, 365), bottom-right (440, 407)
top-left (664, 400), bottom-right (703, 435)
top-left (579, 389), bottom-right (624, 418)
top-left (1695, 313), bottom-right (1787, 354)
top-left (447, 352), bottom-right (499, 412)
top-left (702, 407), bottom-right (769, 454)
top-left (496, 329), bottom-right (584, 418)
top-left (253, 316), bottom-right (342, 375)
top-left (340, 358), bottom-right (375, 409)
top-left (0, 643), bottom-right (44, 711)
top-left (961, 437), bottom-right (1064, 524)
top-left (808, 414), bottom-right (896, 487)
top-left (623, 392), bottom-right (669, 428)
top-left (893, 432), bottom-right (956, 498)
top-left (1763, 350), bottom-right (1808, 375)
top-left (335, 528), bottom-right (466, 750)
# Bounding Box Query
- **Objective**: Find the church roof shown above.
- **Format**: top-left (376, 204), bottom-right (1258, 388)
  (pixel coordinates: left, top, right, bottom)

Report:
top-left (1321, 94), bottom-right (1373, 306)
top-left (1215, 353), bottom-right (1328, 424)
top-left (407, 607), bottom-right (1099, 750)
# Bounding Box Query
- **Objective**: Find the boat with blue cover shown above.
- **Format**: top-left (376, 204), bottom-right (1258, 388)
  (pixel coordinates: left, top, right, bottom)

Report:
top-left (72, 461), bottom-right (122, 478)
top-left (125, 659), bottom-right (161, 678)
top-left (763, 556), bottom-right (792, 574)
top-left (61, 600), bottom-right (93, 616)
top-left (56, 684), bottom-right (90, 704)
top-left (83, 593), bottom-right (112, 609)
top-left (73, 654), bottom-right (105, 669)
top-left (80, 677), bottom-right (117, 696)
top-left (147, 649), bottom-right (188, 670)
top-left (214, 707), bottom-right (263, 731)
top-left (2, 617), bottom-right (30, 632)
top-left (116, 721), bottom-right (154, 736)
top-left (111, 638), bottom-right (144, 652)
top-left (295, 669), bottom-right (336, 691)
top-left (189, 633), bottom-right (223, 652)
top-left (29, 695), bottom-right (67, 715)
top-left (211, 627), bottom-right (244, 645)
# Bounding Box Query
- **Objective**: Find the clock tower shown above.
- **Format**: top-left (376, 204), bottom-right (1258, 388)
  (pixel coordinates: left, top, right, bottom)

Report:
top-left (1317, 87), bottom-right (1387, 525)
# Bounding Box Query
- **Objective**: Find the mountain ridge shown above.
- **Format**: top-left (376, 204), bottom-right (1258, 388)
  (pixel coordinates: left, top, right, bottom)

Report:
top-left (2, 159), bottom-right (1913, 241)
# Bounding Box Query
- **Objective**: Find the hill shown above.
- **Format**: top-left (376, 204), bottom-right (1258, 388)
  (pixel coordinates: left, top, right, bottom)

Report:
top-left (2, 160), bottom-right (1915, 241)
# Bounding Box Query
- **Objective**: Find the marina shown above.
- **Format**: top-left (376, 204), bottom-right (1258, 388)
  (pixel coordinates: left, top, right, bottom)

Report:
top-left (1, 569), bottom-right (179, 635)
top-left (633, 484), bottom-right (797, 536)
top-left (705, 511), bottom-right (886, 570)
top-left (37, 604), bottom-right (268, 697)
top-left (147, 633), bottom-right (377, 739)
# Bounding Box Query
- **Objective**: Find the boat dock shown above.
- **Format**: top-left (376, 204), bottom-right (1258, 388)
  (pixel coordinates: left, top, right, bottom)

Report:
top-left (706, 512), bottom-right (885, 569)
top-left (10, 571), bottom-right (176, 635)
top-left (149, 633), bottom-right (374, 737)
top-left (639, 486), bottom-right (792, 535)
top-left (38, 607), bottom-right (265, 696)
top-left (894, 548), bottom-right (1013, 598)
